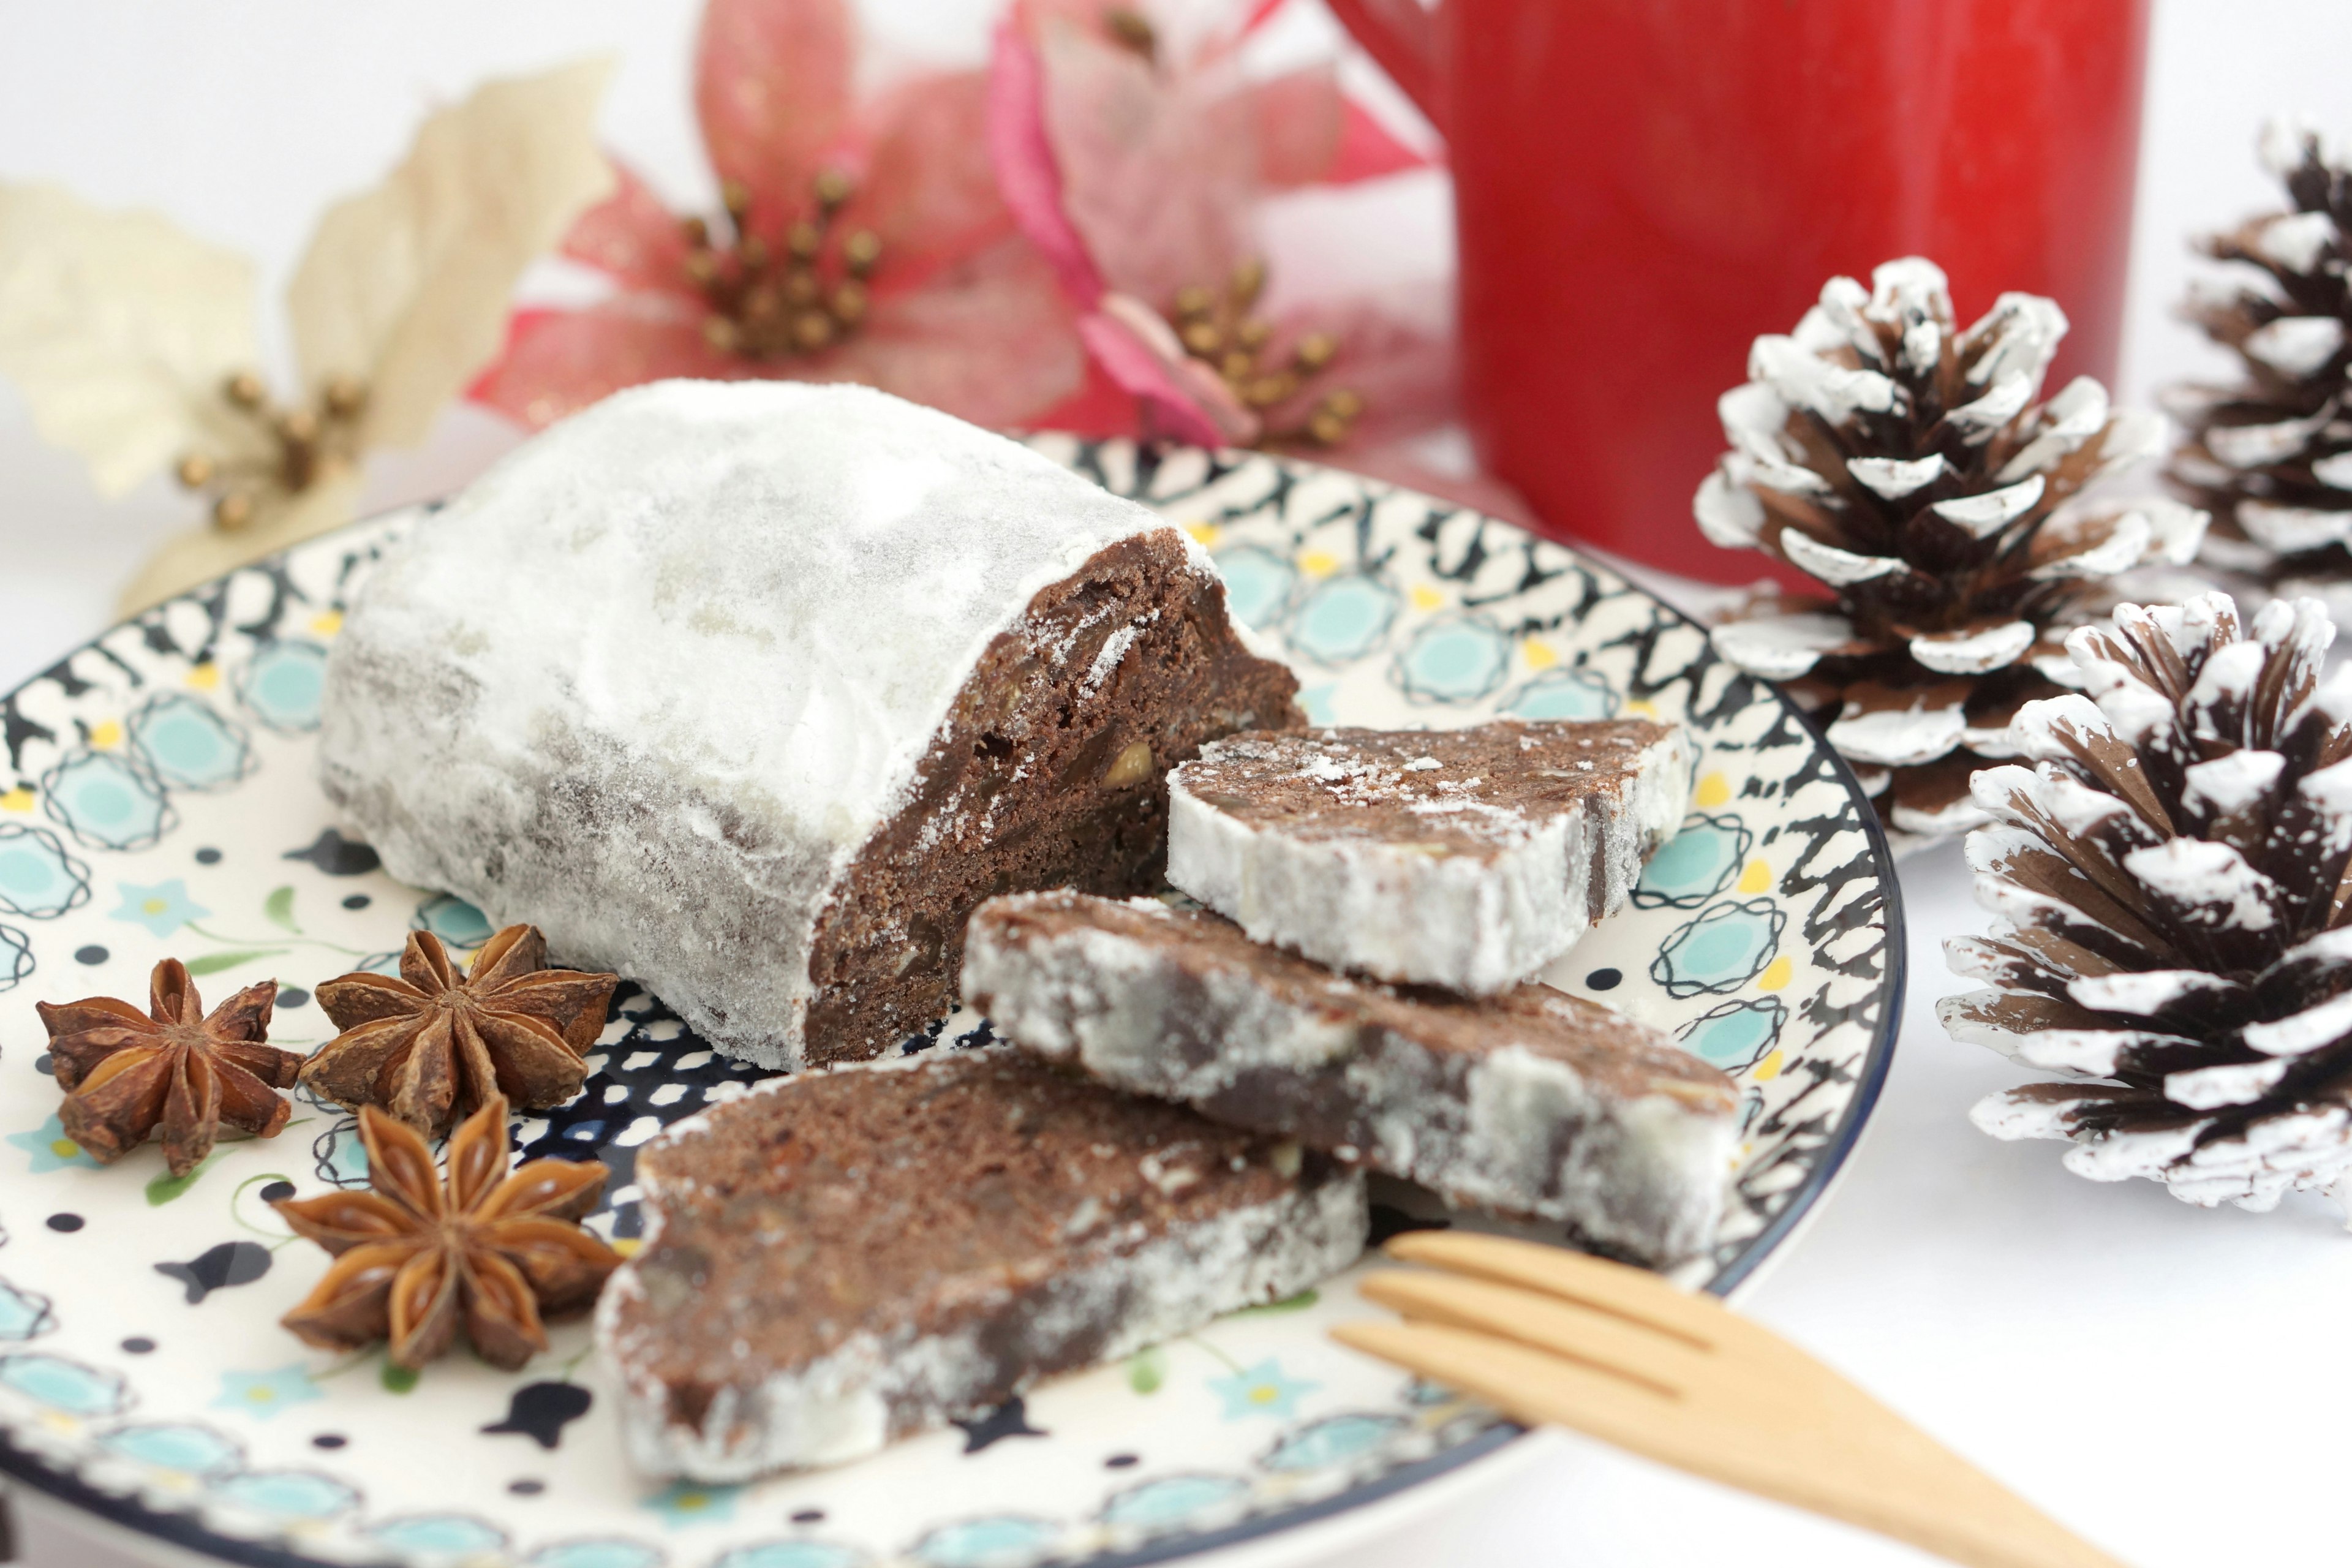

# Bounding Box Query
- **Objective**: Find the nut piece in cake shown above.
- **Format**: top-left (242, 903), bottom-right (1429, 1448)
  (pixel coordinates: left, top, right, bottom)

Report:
top-left (963, 891), bottom-right (1736, 1265)
top-left (1166, 719), bottom-right (1692, 995)
top-left (318, 381), bottom-right (1300, 1070)
top-left (597, 1050), bottom-right (1365, 1480)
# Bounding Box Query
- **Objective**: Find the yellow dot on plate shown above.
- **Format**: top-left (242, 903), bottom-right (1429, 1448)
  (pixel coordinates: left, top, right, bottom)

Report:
top-left (1752, 1049), bottom-right (1784, 1082)
top-left (675, 1492), bottom-right (709, 1512)
top-left (0, 788), bottom-right (31, 813)
top-left (1692, 771), bottom-right (1730, 808)
top-left (1757, 956), bottom-right (1792, 992)
top-left (1297, 549), bottom-right (1339, 578)
top-left (1409, 584), bottom-right (1446, 612)
top-left (611, 1237), bottom-right (643, 1259)
top-left (186, 663), bottom-right (220, 690)
top-left (1520, 638), bottom-right (1558, 670)
top-left (1250, 1384), bottom-right (1278, 1404)
top-left (247, 1387), bottom-right (274, 1404)
top-left (48, 1139), bottom-right (78, 1159)
top-left (309, 610), bottom-right (344, 637)
top-left (1626, 699), bottom-right (1660, 720)
top-left (1185, 522), bottom-right (1221, 548)
top-left (88, 720), bottom-right (122, 750)
top-left (1737, 858), bottom-right (1773, 894)
top-left (144, 898), bottom-right (167, 916)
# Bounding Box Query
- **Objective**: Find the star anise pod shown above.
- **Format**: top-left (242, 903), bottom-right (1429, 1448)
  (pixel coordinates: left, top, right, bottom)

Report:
top-left (36, 959), bottom-right (303, 1176)
top-left (300, 924), bottom-right (617, 1137)
top-left (273, 1095), bottom-right (620, 1370)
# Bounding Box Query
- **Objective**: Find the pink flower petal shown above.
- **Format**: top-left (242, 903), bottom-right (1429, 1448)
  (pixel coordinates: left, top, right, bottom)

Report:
top-left (469, 300), bottom-right (740, 430)
top-left (560, 159), bottom-right (697, 296)
top-left (1262, 300), bottom-right (1454, 445)
top-left (1237, 66), bottom-right (1344, 188)
top-left (1038, 21), bottom-right (1254, 309)
top-left (801, 236), bottom-right (1088, 429)
top-left (1086, 294), bottom-right (1259, 446)
top-left (850, 69), bottom-right (1011, 280)
top-left (696, 0), bottom-right (856, 214)
top-left (1329, 97), bottom-right (1432, 183)
top-left (987, 22), bottom-right (1104, 303)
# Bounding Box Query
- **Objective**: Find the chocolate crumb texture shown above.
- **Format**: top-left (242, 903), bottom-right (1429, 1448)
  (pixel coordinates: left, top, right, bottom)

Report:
top-left (597, 1050), bottom-right (1365, 1480)
top-left (964, 891), bottom-right (1737, 1265)
top-left (1167, 719), bottom-right (1692, 993)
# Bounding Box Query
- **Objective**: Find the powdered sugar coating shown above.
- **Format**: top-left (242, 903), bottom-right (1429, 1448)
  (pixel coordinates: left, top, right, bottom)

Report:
top-left (963, 892), bottom-right (1735, 1263)
top-left (1166, 722), bottom-right (1692, 993)
top-left (317, 380), bottom-right (1212, 1066)
top-left (597, 1055), bottom-right (1365, 1479)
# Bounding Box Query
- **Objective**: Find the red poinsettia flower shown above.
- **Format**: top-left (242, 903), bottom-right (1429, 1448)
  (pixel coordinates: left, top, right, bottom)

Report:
top-left (473, 0), bottom-right (1086, 431)
top-left (988, 0), bottom-right (1455, 456)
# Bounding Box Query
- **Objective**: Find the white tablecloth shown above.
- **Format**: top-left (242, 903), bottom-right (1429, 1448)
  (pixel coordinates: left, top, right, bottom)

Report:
top-left (4, 3), bottom-right (2349, 1562)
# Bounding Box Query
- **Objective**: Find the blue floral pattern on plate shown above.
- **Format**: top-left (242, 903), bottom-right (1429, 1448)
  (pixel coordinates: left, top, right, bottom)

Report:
top-left (0, 441), bottom-right (1899, 1568)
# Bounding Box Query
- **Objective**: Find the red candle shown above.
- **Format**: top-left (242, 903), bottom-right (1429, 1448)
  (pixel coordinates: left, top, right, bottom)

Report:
top-left (1331, 0), bottom-right (2150, 585)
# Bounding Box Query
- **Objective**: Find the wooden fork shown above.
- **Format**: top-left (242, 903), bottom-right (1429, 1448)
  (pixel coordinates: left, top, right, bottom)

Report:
top-left (1333, 1232), bottom-right (2125, 1568)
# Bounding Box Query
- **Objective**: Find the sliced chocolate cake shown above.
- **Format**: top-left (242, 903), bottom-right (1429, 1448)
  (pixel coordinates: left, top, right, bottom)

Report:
top-left (318, 380), bottom-right (1300, 1069)
top-left (963, 891), bottom-right (1737, 1264)
top-left (599, 1050), bottom-right (1365, 1479)
top-left (1167, 720), bottom-right (1692, 994)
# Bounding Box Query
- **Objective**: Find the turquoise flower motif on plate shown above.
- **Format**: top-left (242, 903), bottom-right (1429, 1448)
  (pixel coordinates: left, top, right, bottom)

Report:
top-left (910, 1515), bottom-right (1061, 1568)
top-left (1210, 544), bottom-right (1295, 630)
top-left (1207, 1358), bottom-right (1318, 1421)
top-left (1395, 614), bottom-right (1510, 705)
top-left (1652, 900), bottom-right (1786, 998)
top-left (1505, 666), bottom-right (1618, 720)
top-left (110, 878), bottom-right (210, 938)
top-left (102, 1422), bottom-right (243, 1477)
top-left (1101, 1474), bottom-right (1249, 1533)
top-left (1680, 998), bottom-right (1790, 1074)
top-left (0, 823), bottom-right (89, 919)
top-left (7, 1116), bottom-right (100, 1173)
top-left (1286, 573), bottom-right (1396, 665)
top-left (0, 1278), bottom-right (54, 1340)
top-left (413, 892), bottom-right (493, 948)
top-left (367, 1513), bottom-right (507, 1553)
top-left (214, 1468), bottom-right (361, 1519)
top-left (532, 1542), bottom-right (670, 1568)
top-left (1261, 1413), bottom-right (1408, 1472)
top-left (643, 1481), bottom-right (739, 1528)
top-left (1632, 816), bottom-right (1753, 910)
top-left (127, 694), bottom-right (253, 792)
top-left (0, 1352), bottom-right (127, 1417)
top-left (238, 639), bottom-right (331, 733)
top-left (41, 751), bottom-right (172, 852)
top-left (213, 1363), bottom-right (323, 1420)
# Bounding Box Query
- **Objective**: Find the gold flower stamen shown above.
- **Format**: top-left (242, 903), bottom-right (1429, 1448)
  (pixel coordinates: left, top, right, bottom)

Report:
top-left (1165, 260), bottom-right (1363, 449)
top-left (687, 172), bottom-right (880, 362)
top-left (173, 371), bottom-right (368, 533)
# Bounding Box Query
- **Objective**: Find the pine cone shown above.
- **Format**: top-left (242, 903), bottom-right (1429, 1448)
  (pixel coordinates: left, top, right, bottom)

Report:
top-left (2166, 124), bottom-right (2352, 620)
top-left (1699, 257), bottom-right (2203, 845)
top-left (1943, 592), bottom-right (2352, 1212)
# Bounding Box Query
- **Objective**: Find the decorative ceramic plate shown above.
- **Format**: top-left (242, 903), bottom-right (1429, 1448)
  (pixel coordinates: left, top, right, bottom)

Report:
top-left (0, 439), bottom-right (1901, 1568)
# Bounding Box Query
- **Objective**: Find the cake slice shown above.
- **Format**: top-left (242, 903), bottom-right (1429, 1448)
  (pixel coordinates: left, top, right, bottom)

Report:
top-left (319, 381), bottom-right (1300, 1069)
top-left (598, 1050), bottom-right (1365, 1480)
top-left (963, 891), bottom-right (1737, 1264)
top-left (1167, 719), bottom-right (1692, 994)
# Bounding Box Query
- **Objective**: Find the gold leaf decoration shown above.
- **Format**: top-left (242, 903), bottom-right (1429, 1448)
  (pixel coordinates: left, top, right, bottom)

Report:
top-left (0, 184), bottom-right (259, 497)
top-left (287, 56), bottom-right (617, 450)
top-left (0, 58), bottom-right (616, 614)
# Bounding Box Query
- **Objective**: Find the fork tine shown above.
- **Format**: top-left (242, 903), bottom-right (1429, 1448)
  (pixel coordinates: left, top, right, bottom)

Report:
top-left (1356, 1270), bottom-right (1708, 1397)
top-left (1385, 1232), bottom-right (1725, 1348)
top-left (1333, 1319), bottom-right (1679, 1447)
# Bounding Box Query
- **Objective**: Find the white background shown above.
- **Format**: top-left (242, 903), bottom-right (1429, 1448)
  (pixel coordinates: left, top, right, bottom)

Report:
top-left (2, 2), bottom-right (2350, 1564)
